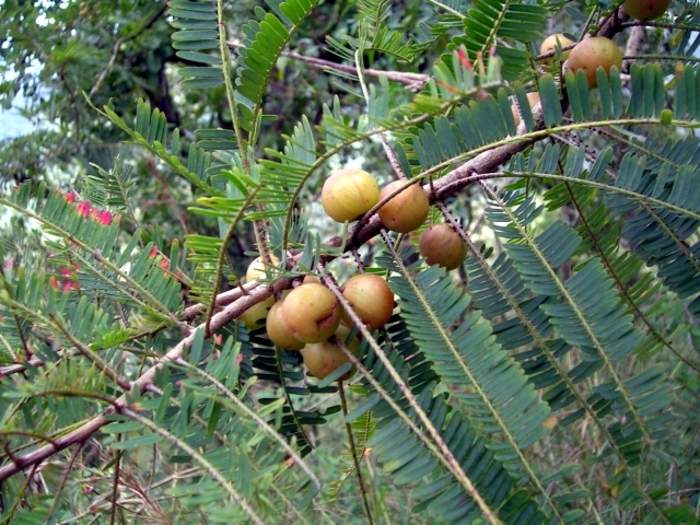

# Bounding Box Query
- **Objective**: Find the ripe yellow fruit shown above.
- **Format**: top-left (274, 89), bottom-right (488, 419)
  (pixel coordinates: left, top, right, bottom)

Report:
top-left (281, 283), bottom-right (340, 343)
top-left (511, 92), bottom-right (541, 129)
top-left (540, 33), bottom-right (575, 58)
top-left (567, 37), bottom-right (623, 88)
top-left (378, 181), bottom-right (429, 233)
top-left (301, 325), bottom-right (360, 379)
top-left (245, 254), bottom-right (280, 282)
top-left (342, 274), bottom-right (394, 329)
top-left (419, 224), bottom-right (467, 270)
top-left (623, 0), bottom-right (670, 20)
top-left (266, 300), bottom-right (304, 350)
top-left (239, 296), bottom-right (274, 329)
top-left (321, 168), bottom-right (380, 222)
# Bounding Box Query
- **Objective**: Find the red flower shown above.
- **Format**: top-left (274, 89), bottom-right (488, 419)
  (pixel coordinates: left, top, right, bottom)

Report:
top-left (95, 209), bottom-right (113, 226)
top-left (65, 191), bottom-right (77, 203)
top-left (62, 280), bottom-right (79, 292)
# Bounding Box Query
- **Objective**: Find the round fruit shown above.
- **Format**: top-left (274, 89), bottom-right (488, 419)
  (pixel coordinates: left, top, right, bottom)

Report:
top-left (245, 254), bottom-right (280, 282)
top-left (539, 33), bottom-right (575, 58)
top-left (567, 37), bottom-right (623, 88)
top-left (378, 181), bottom-right (429, 233)
top-left (511, 92), bottom-right (540, 129)
top-left (321, 168), bottom-right (380, 222)
top-left (342, 274), bottom-right (394, 329)
top-left (301, 325), bottom-right (360, 380)
top-left (623, 0), bottom-right (670, 20)
top-left (266, 300), bottom-right (304, 350)
top-left (240, 296), bottom-right (274, 329)
top-left (419, 224), bottom-right (467, 270)
top-left (280, 283), bottom-right (340, 343)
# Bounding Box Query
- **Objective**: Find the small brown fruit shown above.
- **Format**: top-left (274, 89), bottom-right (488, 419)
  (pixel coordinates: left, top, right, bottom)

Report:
top-left (567, 37), bottom-right (623, 88)
top-left (539, 33), bottom-right (575, 58)
top-left (281, 283), bottom-right (340, 343)
top-left (623, 0), bottom-right (670, 20)
top-left (245, 255), bottom-right (280, 282)
top-left (419, 224), bottom-right (467, 270)
top-left (240, 296), bottom-right (274, 329)
top-left (342, 274), bottom-right (394, 329)
top-left (301, 325), bottom-right (360, 379)
top-left (321, 168), bottom-right (380, 222)
top-left (266, 300), bottom-right (304, 350)
top-left (511, 92), bottom-right (541, 129)
top-left (378, 181), bottom-right (429, 233)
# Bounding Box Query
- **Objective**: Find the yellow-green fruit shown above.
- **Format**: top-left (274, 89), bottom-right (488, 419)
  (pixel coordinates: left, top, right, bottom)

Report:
top-left (540, 33), bottom-right (575, 58)
top-left (240, 296), bottom-right (274, 329)
top-left (321, 168), bottom-right (380, 222)
top-left (245, 254), bottom-right (280, 282)
top-left (266, 301), bottom-right (304, 350)
top-left (623, 0), bottom-right (670, 20)
top-left (567, 37), bottom-right (623, 88)
top-left (419, 224), bottom-right (467, 270)
top-left (378, 181), bottom-right (429, 233)
top-left (342, 274), bottom-right (394, 329)
top-left (281, 283), bottom-right (340, 343)
top-left (302, 325), bottom-right (360, 380)
top-left (511, 92), bottom-right (541, 129)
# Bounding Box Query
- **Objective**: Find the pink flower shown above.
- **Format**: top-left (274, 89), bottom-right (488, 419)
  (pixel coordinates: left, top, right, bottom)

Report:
top-left (456, 48), bottom-right (472, 70)
top-left (65, 191), bottom-right (77, 203)
top-left (76, 201), bottom-right (92, 218)
top-left (95, 210), bottom-right (113, 226)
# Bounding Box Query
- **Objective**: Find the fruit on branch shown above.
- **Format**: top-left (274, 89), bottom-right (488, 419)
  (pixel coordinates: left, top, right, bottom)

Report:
top-left (623, 0), bottom-right (670, 20)
top-left (301, 325), bottom-right (360, 379)
top-left (321, 168), bottom-right (380, 222)
top-left (378, 181), bottom-right (429, 233)
top-left (266, 300), bottom-right (304, 350)
top-left (539, 33), bottom-right (575, 59)
top-left (419, 224), bottom-right (467, 270)
top-left (240, 296), bottom-right (274, 329)
top-left (281, 283), bottom-right (340, 343)
top-left (341, 273), bottom-right (394, 329)
top-left (511, 92), bottom-right (541, 129)
top-left (245, 254), bottom-right (280, 282)
top-left (567, 37), bottom-right (623, 88)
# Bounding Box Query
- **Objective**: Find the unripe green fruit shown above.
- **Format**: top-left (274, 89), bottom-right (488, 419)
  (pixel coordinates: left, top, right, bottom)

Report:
top-left (245, 254), bottom-right (280, 282)
top-left (321, 168), bottom-right (380, 222)
top-left (342, 274), bottom-right (394, 329)
top-left (378, 181), bottom-right (429, 233)
top-left (511, 92), bottom-right (540, 129)
top-left (419, 224), bottom-right (467, 270)
top-left (301, 325), bottom-right (360, 379)
top-left (623, 0), bottom-right (670, 20)
top-left (567, 37), bottom-right (622, 88)
top-left (266, 301), bottom-right (304, 350)
top-left (281, 283), bottom-right (340, 343)
top-left (240, 296), bottom-right (274, 329)
top-left (540, 33), bottom-right (575, 58)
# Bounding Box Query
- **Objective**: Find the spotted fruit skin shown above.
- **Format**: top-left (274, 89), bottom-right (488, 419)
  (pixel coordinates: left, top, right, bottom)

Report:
top-left (377, 181), bottom-right (429, 233)
top-left (342, 274), bottom-right (394, 329)
top-left (301, 325), bottom-right (360, 379)
top-left (240, 296), bottom-right (274, 329)
top-left (266, 300), bottom-right (304, 350)
top-left (623, 0), bottom-right (670, 20)
top-left (511, 92), bottom-right (540, 129)
top-left (419, 224), bottom-right (467, 270)
top-left (540, 33), bottom-right (575, 57)
top-left (567, 37), bottom-right (622, 88)
top-left (321, 168), bottom-right (380, 222)
top-left (281, 283), bottom-right (340, 343)
top-left (245, 254), bottom-right (280, 282)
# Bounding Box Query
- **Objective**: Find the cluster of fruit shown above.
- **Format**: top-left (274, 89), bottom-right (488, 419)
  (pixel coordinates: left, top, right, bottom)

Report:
top-left (238, 0), bottom-right (671, 380)
top-left (514, 0), bottom-right (671, 123)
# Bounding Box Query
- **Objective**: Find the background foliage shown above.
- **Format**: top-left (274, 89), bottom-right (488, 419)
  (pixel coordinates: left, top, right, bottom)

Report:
top-left (1, 0), bottom-right (699, 523)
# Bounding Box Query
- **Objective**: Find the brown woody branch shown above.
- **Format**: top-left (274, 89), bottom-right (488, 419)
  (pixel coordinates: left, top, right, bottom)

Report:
top-left (0, 7), bottom-right (631, 482)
